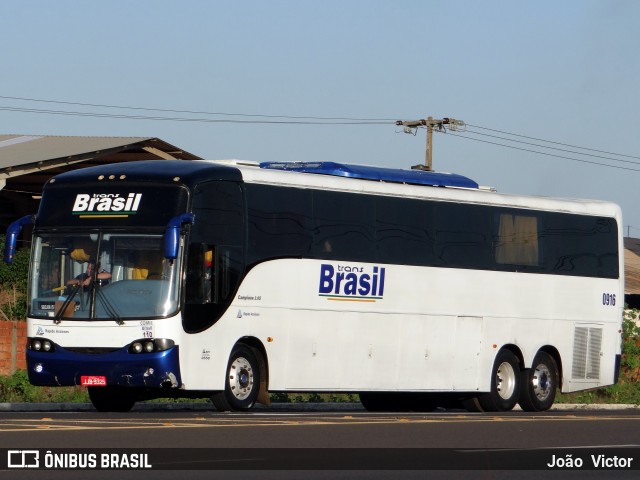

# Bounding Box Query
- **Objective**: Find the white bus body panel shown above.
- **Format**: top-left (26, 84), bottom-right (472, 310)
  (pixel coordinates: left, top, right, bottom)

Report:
top-left (178, 258), bottom-right (622, 393)
top-left (179, 163), bottom-right (624, 394)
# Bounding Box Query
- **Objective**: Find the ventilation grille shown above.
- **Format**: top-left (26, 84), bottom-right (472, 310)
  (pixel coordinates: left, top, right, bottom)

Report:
top-left (64, 347), bottom-right (119, 355)
top-left (572, 327), bottom-right (602, 380)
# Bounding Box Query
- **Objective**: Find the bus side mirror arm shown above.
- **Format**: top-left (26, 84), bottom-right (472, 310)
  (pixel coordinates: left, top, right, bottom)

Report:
top-left (4, 214), bottom-right (35, 263)
top-left (164, 213), bottom-right (195, 260)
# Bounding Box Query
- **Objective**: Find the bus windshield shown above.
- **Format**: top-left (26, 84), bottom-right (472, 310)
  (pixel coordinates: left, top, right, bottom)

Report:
top-left (29, 232), bottom-right (182, 321)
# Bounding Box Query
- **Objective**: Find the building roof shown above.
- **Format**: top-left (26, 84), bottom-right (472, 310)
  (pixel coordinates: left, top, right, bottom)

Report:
top-left (0, 134), bottom-right (201, 173)
top-left (625, 238), bottom-right (640, 295)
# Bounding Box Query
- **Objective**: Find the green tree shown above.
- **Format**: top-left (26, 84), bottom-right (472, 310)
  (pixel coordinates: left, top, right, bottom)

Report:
top-left (620, 309), bottom-right (640, 382)
top-left (0, 235), bottom-right (30, 320)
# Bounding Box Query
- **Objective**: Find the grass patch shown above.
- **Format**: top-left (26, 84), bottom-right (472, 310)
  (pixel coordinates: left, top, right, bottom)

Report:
top-left (270, 392), bottom-right (359, 403)
top-left (0, 370), bottom-right (89, 403)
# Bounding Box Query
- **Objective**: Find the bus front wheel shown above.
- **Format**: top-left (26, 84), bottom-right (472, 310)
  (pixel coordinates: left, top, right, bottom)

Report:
top-left (212, 345), bottom-right (260, 412)
top-left (518, 352), bottom-right (558, 412)
top-left (478, 350), bottom-right (521, 412)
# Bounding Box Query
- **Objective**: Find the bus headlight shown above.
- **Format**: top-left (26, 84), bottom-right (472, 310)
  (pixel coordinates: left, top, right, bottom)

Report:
top-left (29, 338), bottom-right (55, 353)
top-left (154, 338), bottom-right (174, 351)
top-left (129, 338), bottom-right (175, 354)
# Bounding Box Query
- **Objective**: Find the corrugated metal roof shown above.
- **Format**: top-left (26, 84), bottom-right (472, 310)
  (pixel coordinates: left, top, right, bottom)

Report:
top-left (625, 250), bottom-right (640, 294)
top-left (0, 135), bottom-right (165, 169)
top-left (625, 238), bottom-right (640, 295)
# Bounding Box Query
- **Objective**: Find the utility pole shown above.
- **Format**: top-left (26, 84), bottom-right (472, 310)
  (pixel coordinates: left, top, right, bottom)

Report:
top-left (396, 117), bottom-right (465, 171)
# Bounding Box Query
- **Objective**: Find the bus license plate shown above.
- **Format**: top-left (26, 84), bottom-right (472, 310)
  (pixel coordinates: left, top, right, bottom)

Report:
top-left (81, 376), bottom-right (107, 387)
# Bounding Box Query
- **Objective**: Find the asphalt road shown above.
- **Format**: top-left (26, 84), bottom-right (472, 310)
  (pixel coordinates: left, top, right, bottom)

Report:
top-left (1, 404), bottom-right (639, 480)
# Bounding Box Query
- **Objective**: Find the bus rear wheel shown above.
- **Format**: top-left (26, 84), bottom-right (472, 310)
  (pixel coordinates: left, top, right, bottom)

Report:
top-left (211, 345), bottom-right (260, 412)
top-left (478, 350), bottom-right (521, 412)
top-left (518, 352), bottom-right (558, 412)
top-left (88, 386), bottom-right (136, 412)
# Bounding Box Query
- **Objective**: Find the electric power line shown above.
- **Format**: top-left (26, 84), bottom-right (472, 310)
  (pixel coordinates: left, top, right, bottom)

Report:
top-left (466, 123), bottom-right (640, 161)
top-left (0, 105), bottom-right (390, 125)
top-left (2, 94), bottom-right (640, 172)
top-left (0, 95), bottom-right (396, 123)
top-left (462, 127), bottom-right (640, 167)
top-left (441, 130), bottom-right (640, 173)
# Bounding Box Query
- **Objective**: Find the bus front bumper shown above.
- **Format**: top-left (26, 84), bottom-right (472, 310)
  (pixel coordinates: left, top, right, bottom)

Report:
top-left (26, 344), bottom-right (182, 389)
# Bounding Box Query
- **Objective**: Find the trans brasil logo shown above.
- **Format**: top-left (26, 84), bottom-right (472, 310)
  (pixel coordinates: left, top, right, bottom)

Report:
top-left (318, 263), bottom-right (386, 302)
top-left (72, 193), bottom-right (142, 218)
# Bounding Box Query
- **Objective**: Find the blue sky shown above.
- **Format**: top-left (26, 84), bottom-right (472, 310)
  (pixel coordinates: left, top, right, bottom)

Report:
top-left (2, 1), bottom-right (640, 234)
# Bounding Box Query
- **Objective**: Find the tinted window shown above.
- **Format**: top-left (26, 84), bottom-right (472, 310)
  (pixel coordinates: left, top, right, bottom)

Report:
top-left (246, 185), bottom-right (313, 266)
top-left (540, 213), bottom-right (618, 278)
top-left (184, 181), bottom-right (245, 333)
top-left (242, 184), bottom-right (618, 279)
top-left (434, 203), bottom-right (492, 269)
top-left (376, 196), bottom-right (435, 265)
top-left (312, 191), bottom-right (376, 262)
top-left (190, 182), bottom-right (244, 245)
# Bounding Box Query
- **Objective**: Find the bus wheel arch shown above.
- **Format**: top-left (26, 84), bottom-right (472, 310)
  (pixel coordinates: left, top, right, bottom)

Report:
top-left (211, 338), bottom-right (269, 412)
top-left (518, 348), bottom-right (560, 412)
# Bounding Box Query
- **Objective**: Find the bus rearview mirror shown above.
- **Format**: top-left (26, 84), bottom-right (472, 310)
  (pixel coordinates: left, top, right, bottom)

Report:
top-left (164, 213), bottom-right (195, 260)
top-left (3, 215), bottom-right (35, 263)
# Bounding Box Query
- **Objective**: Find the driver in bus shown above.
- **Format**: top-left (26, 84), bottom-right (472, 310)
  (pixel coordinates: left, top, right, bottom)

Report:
top-left (66, 247), bottom-right (111, 291)
top-left (67, 261), bottom-right (112, 289)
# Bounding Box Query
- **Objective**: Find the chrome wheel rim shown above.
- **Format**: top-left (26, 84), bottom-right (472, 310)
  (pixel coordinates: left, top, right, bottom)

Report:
top-left (532, 363), bottom-right (552, 401)
top-left (229, 356), bottom-right (254, 401)
top-left (496, 361), bottom-right (517, 400)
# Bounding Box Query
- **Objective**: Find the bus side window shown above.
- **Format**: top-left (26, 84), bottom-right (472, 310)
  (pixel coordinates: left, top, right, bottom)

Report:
top-left (216, 246), bottom-right (243, 302)
top-left (494, 213), bottom-right (540, 267)
top-left (185, 243), bottom-right (216, 304)
top-left (184, 181), bottom-right (245, 333)
top-left (204, 247), bottom-right (213, 303)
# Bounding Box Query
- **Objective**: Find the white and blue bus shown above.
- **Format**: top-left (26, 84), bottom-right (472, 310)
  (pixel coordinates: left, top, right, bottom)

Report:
top-left (4, 159), bottom-right (623, 412)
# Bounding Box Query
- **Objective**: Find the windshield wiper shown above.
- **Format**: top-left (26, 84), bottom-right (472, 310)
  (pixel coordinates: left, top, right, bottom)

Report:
top-left (53, 282), bottom-right (123, 325)
top-left (94, 284), bottom-right (124, 325)
top-left (53, 284), bottom-right (81, 325)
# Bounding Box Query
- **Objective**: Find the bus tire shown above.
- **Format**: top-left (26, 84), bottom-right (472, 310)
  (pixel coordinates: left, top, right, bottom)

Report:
top-left (88, 387), bottom-right (136, 412)
top-left (212, 344), bottom-right (260, 412)
top-left (518, 352), bottom-right (558, 412)
top-left (478, 350), bottom-right (520, 412)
